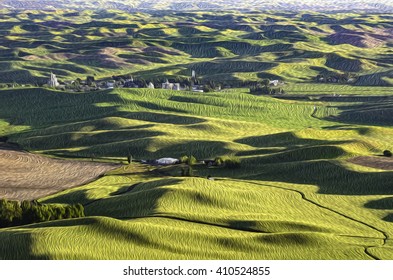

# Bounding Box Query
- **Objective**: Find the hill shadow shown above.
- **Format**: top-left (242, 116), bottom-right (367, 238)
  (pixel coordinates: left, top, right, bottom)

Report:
top-left (365, 197), bottom-right (393, 223)
top-left (0, 88), bottom-right (123, 129)
top-left (123, 111), bottom-right (204, 125)
top-left (365, 197), bottom-right (393, 209)
top-left (0, 70), bottom-right (47, 84)
top-left (233, 131), bottom-right (393, 196)
top-left (236, 148), bottom-right (285, 157)
top-left (245, 159), bottom-right (393, 196)
top-left (168, 95), bottom-right (224, 108)
top-left (186, 60), bottom-right (276, 75)
top-left (119, 53), bottom-right (168, 64)
top-left (23, 66), bottom-right (70, 77)
top-left (83, 178), bottom-right (182, 218)
top-left (0, 88), bottom-right (205, 128)
top-left (277, 50), bottom-right (324, 61)
top-left (324, 96), bottom-right (393, 126)
top-left (325, 53), bottom-right (363, 72)
top-left (321, 125), bottom-right (370, 135)
top-left (0, 88), bottom-right (208, 158)
top-left (152, 140), bottom-right (232, 159)
top-left (245, 145), bottom-right (346, 164)
top-left (235, 131), bottom-right (348, 149)
top-left (172, 41), bottom-right (292, 58)
top-left (133, 101), bottom-right (188, 114)
top-left (262, 30), bottom-right (307, 42)
top-left (0, 230), bottom-right (48, 260)
top-left (383, 214), bottom-right (393, 222)
top-left (58, 138), bottom-right (232, 159)
top-left (24, 129), bottom-right (165, 151)
top-left (256, 72), bottom-right (282, 81)
top-left (355, 71), bottom-right (393, 86)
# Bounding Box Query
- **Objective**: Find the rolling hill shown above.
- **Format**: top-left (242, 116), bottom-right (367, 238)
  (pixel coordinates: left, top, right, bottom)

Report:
top-left (0, 8), bottom-right (393, 260)
top-left (0, 10), bottom-right (393, 87)
top-left (1, 86), bottom-right (393, 259)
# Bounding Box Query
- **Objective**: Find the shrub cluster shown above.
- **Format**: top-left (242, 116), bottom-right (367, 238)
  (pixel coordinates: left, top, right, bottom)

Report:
top-left (383, 150), bottom-right (392, 157)
top-left (249, 82), bottom-right (285, 95)
top-left (0, 199), bottom-right (85, 228)
top-left (179, 155), bottom-right (197, 165)
top-left (214, 155), bottom-right (241, 169)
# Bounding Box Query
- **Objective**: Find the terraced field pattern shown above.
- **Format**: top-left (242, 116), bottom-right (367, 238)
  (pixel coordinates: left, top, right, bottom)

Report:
top-left (1, 9), bottom-right (393, 260)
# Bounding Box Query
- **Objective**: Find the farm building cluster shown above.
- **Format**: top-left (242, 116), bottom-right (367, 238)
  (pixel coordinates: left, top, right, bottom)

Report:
top-left (45, 70), bottom-right (225, 93)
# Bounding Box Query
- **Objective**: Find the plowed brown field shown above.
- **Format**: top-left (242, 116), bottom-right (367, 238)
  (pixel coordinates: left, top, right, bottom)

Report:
top-left (348, 156), bottom-right (393, 171)
top-left (0, 146), bottom-right (120, 201)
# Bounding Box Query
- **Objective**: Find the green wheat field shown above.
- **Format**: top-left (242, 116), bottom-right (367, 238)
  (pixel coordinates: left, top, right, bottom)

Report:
top-left (0, 8), bottom-right (393, 260)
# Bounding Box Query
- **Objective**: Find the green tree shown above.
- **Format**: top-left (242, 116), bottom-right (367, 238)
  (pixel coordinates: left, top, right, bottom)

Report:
top-left (187, 155), bottom-right (197, 165)
top-left (0, 199), bottom-right (22, 227)
top-left (203, 85), bottom-right (213, 92)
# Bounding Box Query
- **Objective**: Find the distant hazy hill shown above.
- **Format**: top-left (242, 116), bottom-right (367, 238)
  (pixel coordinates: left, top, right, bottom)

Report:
top-left (1, 0), bottom-right (393, 12)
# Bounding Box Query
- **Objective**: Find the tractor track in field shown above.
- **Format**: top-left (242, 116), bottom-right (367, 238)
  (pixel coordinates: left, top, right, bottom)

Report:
top-left (227, 179), bottom-right (388, 260)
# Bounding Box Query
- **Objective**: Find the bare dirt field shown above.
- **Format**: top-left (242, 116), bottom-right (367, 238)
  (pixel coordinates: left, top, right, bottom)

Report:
top-left (0, 145), bottom-right (121, 201)
top-left (348, 156), bottom-right (393, 171)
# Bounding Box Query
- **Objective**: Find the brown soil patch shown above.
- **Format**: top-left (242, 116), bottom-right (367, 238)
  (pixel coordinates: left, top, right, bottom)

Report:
top-left (327, 32), bottom-right (386, 48)
top-left (100, 47), bottom-right (118, 56)
top-left (23, 53), bottom-right (79, 61)
top-left (348, 156), bottom-right (393, 170)
top-left (143, 46), bottom-right (181, 55)
top-left (0, 146), bottom-right (120, 201)
top-left (326, 27), bottom-right (393, 48)
top-left (67, 51), bottom-right (132, 68)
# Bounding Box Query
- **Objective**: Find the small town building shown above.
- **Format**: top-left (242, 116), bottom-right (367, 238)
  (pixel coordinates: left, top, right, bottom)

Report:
top-left (86, 76), bottom-right (95, 85)
top-left (124, 79), bottom-right (139, 88)
top-left (192, 85), bottom-right (204, 92)
top-left (48, 72), bottom-right (59, 87)
top-left (106, 81), bottom-right (115, 89)
top-left (162, 79), bottom-right (180, 90)
top-left (156, 158), bottom-right (180, 165)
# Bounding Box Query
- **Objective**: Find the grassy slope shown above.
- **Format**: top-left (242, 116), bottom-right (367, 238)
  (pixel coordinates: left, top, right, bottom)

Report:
top-left (1, 9), bottom-right (393, 260)
top-left (1, 87), bottom-right (393, 259)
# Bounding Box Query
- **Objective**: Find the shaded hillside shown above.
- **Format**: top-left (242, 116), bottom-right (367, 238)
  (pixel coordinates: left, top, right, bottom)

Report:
top-left (325, 30), bottom-right (392, 48)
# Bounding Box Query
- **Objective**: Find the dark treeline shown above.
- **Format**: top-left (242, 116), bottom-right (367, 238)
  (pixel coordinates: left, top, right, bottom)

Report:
top-left (249, 80), bottom-right (285, 95)
top-left (315, 72), bottom-right (358, 84)
top-left (0, 199), bottom-right (85, 228)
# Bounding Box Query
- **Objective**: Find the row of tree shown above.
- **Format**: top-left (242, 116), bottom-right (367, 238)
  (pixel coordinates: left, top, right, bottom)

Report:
top-left (0, 199), bottom-right (85, 228)
top-left (249, 80), bottom-right (285, 95)
top-left (315, 73), bottom-right (358, 84)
